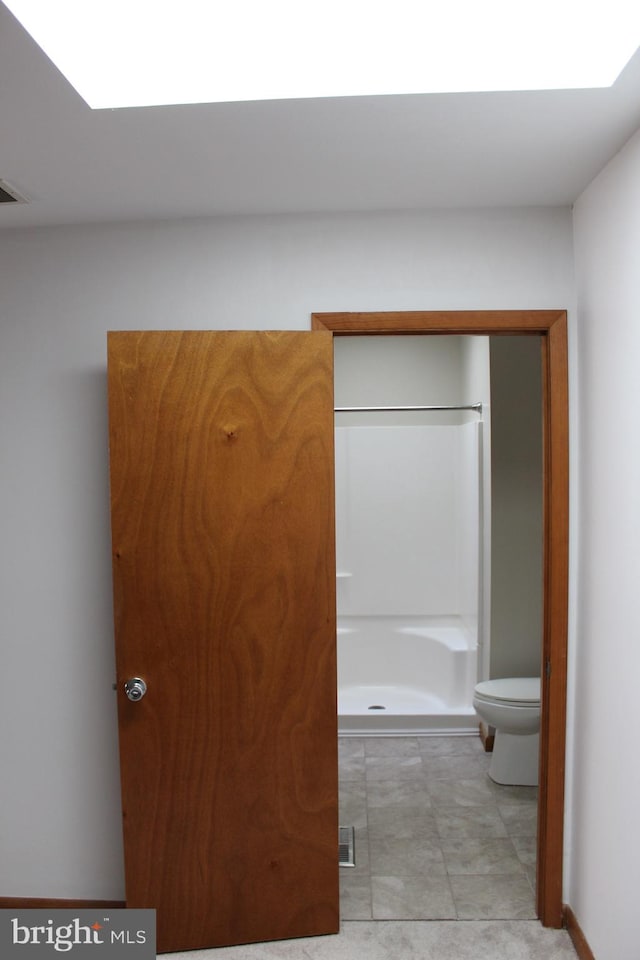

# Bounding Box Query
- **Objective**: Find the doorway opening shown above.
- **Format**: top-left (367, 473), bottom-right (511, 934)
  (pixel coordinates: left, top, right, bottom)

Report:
top-left (312, 310), bottom-right (569, 929)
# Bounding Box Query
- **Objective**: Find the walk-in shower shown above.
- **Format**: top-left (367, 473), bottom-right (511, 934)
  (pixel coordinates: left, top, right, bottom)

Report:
top-left (335, 411), bottom-right (483, 735)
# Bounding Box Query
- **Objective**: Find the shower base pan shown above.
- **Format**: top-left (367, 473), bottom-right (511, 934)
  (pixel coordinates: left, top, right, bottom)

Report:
top-left (338, 683), bottom-right (477, 737)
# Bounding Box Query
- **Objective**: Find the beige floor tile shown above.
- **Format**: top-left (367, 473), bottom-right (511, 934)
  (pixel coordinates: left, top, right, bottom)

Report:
top-left (498, 801), bottom-right (538, 837)
top-left (337, 735), bottom-right (539, 925)
top-left (366, 778), bottom-right (431, 812)
top-left (371, 875), bottom-right (457, 920)
top-left (435, 803), bottom-right (508, 839)
top-left (449, 873), bottom-right (537, 919)
top-left (365, 755), bottom-right (425, 781)
top-left (340, 872), bottom-right (373, 920)
top-left (369, 833), bottom-right (447, 877)
top-left (427, 776), bottom-right (496, 808)
top-left (442, 837), bottom-right (526, 876)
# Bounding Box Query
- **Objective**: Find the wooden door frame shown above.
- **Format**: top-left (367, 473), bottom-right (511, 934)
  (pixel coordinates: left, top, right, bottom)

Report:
top-left (312, 310), bottom-right (568, 929)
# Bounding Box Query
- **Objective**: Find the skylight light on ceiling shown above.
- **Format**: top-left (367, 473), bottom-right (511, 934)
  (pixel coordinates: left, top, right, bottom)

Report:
top-left (5, 0), bottom-right (640, 109)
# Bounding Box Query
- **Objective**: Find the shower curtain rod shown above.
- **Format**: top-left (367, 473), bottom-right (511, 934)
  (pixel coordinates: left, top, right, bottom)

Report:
top-left (334, 402), bottom-right (483, 413)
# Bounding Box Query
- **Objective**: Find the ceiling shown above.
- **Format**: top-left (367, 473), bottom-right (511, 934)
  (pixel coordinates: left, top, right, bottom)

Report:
top-left (1, 1), bottom-right (640, 231)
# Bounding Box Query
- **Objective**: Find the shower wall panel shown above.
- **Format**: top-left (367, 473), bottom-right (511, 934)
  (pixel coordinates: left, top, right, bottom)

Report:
top-left (335, 424), bottom-right (480, 619)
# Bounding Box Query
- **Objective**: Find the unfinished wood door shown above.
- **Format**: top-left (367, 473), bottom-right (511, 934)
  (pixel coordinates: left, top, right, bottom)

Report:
top-left (107, 331), bottom-right (338, 954)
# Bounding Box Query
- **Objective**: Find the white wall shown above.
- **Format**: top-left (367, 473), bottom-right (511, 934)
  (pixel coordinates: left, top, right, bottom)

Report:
top-left (0, 207), bottom-right (574, 899)
top-left (334, 335), bottom-right (466, 419)
top-left (571, 127), bottom-right (640, 960)
top-left (489, 337), bottom-right (543, 679)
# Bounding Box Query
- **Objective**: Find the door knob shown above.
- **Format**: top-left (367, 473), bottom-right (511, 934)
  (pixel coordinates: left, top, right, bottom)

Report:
top-left (124, 677), bottom-right (147, 702)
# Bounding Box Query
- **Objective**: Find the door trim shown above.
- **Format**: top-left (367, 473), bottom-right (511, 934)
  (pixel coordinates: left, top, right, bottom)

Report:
top-left (312, 310), bottom-right (568, 928)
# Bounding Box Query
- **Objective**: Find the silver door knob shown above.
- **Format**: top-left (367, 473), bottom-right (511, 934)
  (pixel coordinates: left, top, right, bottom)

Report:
top-left (124, 677), bottom-right (147, 702)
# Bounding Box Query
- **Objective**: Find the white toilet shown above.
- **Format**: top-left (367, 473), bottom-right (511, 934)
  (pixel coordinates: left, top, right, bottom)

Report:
top-left (473, 677), bottom-right (541, 786)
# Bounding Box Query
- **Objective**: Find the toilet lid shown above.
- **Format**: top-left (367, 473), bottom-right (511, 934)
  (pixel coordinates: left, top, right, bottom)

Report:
top-left (475, 677), bottom-right (540, 703)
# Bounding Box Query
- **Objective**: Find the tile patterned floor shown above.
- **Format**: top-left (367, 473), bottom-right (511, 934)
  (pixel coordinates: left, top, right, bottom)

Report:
top-left (166, 736), bottom-right (577, 959)
top-left (339, 735), bottom-right (538, 921)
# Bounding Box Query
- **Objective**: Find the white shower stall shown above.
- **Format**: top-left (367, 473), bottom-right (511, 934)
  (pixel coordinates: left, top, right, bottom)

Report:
top-left (336, 419), bottom-right (482, 734)
top-left (334, 335), bottom-right (491, 736)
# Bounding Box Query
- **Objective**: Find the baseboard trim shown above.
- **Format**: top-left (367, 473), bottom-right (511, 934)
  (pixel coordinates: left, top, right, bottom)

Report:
top-left (479, 721), bottom-right (495, 752)
top-left (0, 898), bottom-right (126, 909)
top-left (563, 904), bottom-right (596, 960)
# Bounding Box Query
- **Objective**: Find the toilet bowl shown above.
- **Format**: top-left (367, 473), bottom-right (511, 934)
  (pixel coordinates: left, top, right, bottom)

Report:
top-left (473, 677), bottom-right (541, 786)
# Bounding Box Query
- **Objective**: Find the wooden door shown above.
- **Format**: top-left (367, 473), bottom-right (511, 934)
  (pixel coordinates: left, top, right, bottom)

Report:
top-left (107, 331), bottom-right (338, 954)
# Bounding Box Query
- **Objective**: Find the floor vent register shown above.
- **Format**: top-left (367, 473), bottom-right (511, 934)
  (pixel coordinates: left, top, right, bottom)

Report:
top-left (339, 826), bottom-right (356, 867)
